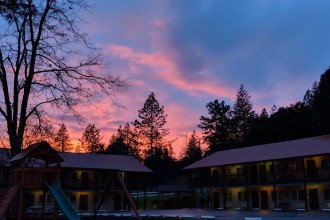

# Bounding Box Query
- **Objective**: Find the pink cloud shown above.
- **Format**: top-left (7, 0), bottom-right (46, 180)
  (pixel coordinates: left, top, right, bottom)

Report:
top-left (105, 44), bottom-right (236, 99)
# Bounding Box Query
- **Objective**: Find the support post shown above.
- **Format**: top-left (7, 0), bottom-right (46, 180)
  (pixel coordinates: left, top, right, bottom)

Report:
top-left (199, 169), bottom-right (204, 208)
top-left (302, 157), bottom-right (308, 211)
top-left (221, 166), bottom-right (226, 210)
top-left (245, 164), bottom-right (249, 210)
top-left (116, 172), bottom-right (141, 220)
top-left (272, 161), bottom-right (277, 209)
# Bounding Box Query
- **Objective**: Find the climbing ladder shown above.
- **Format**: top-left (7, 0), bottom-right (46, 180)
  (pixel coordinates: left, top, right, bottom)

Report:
top-left (116, 172), bottom-right (141, 220)
top-left (0, 185), bottom-right (20, 220)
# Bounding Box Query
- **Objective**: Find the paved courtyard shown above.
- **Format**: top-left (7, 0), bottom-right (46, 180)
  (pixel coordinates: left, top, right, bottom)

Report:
top-left (108, 208), bottom-right (330, 220)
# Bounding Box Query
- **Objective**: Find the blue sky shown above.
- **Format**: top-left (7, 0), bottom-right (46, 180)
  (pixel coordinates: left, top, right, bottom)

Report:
top-left (32, 0), bottom-right (330, 155)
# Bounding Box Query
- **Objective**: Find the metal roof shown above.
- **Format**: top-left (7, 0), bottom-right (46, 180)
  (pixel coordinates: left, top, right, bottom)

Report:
top-left (59, 152), bottom-right (152, 173)
top-left (184, 134), bottom-right (330, 170)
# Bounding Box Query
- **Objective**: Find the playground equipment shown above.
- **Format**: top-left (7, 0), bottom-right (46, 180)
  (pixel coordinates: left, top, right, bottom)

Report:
top-left (46, 180), bottom-right (80, 220)
top-left (0, 141), bottom-right (79, 220)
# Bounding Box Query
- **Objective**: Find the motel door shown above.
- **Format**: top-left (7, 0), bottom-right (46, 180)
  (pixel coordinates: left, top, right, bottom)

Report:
top-left (309, 189), bottom-right (319, 209)
top-left (114, 194), bottom-right (122, 210)
top-left (251, 191), bottom-right (259, 209)
top-left (79, 195), bottom-right (88, 211)
top-left (260, 191), bottom-right (269, 209)
top-left (213, 192), bottom-right (220, 209)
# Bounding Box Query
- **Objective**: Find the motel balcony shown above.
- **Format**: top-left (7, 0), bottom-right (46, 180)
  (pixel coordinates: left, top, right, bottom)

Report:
top-left (190, 168), bottom-right (330, 189)
top-left (60, 177), bottom-right (144, 191)
top-left (61, 178), bottom-right (121, 191)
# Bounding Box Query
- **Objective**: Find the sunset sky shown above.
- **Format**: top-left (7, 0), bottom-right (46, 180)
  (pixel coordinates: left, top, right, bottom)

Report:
top-left (60, 0), bottom-right (330, 156)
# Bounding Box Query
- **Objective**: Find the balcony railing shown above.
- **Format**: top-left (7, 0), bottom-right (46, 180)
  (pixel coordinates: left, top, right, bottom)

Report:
top-left (60, 177), bottom-right (144, 191)
top-left (190, 168), bottom-right (330, 188)
top-left (61, 179), bottom-right (120, 190)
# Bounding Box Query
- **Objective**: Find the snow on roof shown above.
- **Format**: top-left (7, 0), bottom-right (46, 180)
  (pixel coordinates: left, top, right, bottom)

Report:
top-left (59, 152), bottom-right (152, 173)
top-left (184, 134), bottom-right (330, 170)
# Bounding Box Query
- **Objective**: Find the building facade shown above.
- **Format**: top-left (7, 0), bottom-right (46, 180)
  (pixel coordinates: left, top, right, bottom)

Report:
top-left (185, 135), bottom-right (330, 211)
top-left (0, 146), bottom-right (151, 215)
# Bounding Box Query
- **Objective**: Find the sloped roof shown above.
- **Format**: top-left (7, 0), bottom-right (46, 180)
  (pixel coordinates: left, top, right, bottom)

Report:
top-left (59, 152), bottom-right (152, 173)
top-left (184, 134), bottom-right (330, 170)
top-left (10, 141), bottom-right (64, 164)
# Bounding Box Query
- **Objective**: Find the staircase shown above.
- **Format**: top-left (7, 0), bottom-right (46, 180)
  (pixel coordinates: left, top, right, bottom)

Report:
top-left (116, 172), bottom-right (141, 220)
top-left (0, 185), bottom-right (20, 220)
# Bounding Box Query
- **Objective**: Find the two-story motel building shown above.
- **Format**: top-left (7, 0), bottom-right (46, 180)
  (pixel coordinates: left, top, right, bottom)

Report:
top-left (185, 135), bottom-right (330, 211)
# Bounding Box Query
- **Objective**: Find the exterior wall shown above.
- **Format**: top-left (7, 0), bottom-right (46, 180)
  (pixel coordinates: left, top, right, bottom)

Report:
top-left (194, 154), bottom-right (330, 211)
top-left (27, 190), bottom-right (121, 212)
top-left (0, 166), bottom-right (144, 213)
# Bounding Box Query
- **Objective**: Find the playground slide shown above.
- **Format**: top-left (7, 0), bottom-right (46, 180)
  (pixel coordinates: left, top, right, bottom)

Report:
top-left (45, 181), bottom-right (80, 220)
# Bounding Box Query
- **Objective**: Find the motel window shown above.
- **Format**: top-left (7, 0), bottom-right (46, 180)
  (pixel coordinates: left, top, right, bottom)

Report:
top-left (238, 192), bottom-right (247, 202)
top-left (93, 193), bottom-right (106, 204)
top-left (275, 164), bottom-right (286, 172)
top-left (271, 191), bottom-right (276, 201)
top-left (321, 159), bottom-right (330, 170)
top-left (68, 195), bottom-right (76, 204)
top-left (237, 167), bottom-right (246, 176)
top-left (66, 171), bottom-right (77, 180)
top-left (38, 195), bottom-right (44, 204)
top-left (38, 194), bottom-right (54, 204)
top-left (298, 190), bottom-right (306, 200)
top-left (291, 190), bottom-right (305, 201)
top-left (95, 171), bottom-right (107, 180)
top-left (46, 195), bottom-right (54, 204)
top-left (226, 169), bottom-right (231, 175)
top-left (324, 189), bottom-right (330, 201)
top-left (296, 161), bottom-right (303, 170)
top-left (226, 192), bottom-right (232, 201)
top-left (277, 191), bottom-right (284, 200)
top-left (288, 161), bottom-right (303, 171)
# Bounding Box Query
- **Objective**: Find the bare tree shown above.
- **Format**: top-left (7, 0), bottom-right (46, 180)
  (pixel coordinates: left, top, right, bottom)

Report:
top-left (0, 0), bottom-right (128, 157)
top-left (23, 117), bottom-right (55, 147)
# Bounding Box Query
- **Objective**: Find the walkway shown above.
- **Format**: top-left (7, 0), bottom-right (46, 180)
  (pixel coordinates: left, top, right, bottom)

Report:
top-left (108, 208), bottom-right (330, 220)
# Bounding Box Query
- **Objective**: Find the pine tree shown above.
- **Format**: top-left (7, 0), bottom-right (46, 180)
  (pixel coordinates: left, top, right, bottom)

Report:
top-left (106, 123), bottom-right (140, 159)
top-left (80, 124), bottom-right (104, 153)
top-left (180, 130), bottom-right (203, 167)
top-left (133, 92), bottom-right (169, 157)
top-left (303, 82), bottom-right (318, 107)
top-left (198, 99), bottom-right (233, 154)
top-left (312, 68), bottom-right (330, 134)
top-left (53, 124), bottom-right (71, 152)
top-left (232, 84), bottom-right (256, 144)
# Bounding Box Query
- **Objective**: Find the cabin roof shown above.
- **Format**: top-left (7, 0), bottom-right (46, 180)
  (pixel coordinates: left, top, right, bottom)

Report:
top-left (59, 152), bottom-right (152, 173)
top-left (10, 141), bottom-right (64, 165)
top-left (184, 134), bottom-right (330, 170)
